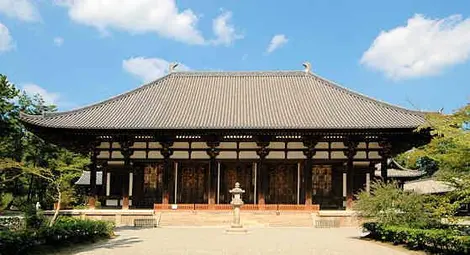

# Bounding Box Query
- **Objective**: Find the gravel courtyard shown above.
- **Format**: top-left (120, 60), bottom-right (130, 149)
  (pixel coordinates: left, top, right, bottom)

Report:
top-left (71, 227), bottom-right (419, 255)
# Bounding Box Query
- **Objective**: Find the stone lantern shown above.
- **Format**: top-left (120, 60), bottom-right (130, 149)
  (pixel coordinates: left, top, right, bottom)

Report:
top-left (226, 182), bottom-right (248, 233)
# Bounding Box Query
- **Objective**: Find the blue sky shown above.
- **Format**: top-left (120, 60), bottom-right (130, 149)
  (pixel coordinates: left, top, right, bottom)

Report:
top-left (0, 0), bottom-right (469, 113)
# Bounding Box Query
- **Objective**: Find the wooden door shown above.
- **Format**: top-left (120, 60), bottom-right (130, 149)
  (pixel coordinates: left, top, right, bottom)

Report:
top-left (177, 163), bottom-right (208, 204)
top-left (220, 162), bottom-right (254, 204)
top-left (266, 163), bottom-right (297, 204)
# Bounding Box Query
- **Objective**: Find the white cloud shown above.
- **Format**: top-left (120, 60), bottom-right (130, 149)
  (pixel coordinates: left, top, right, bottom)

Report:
top-left (53, 36), bottom-right (64, 46)
top-left (361, 14), bottom-right (470, 79)
top-left (22, 84), bottom-right (60, 105)
top-left (123, 57), bottom-right (189, 83)
top-left (56, 1), bottom-right (242, 46)
top-left (266, 34), bottom-right (288, 53)
top-left (0, 0), bottom-right (40, 22)
top-left (0, 23), bottom-right (13, 52)
top-left (210, 11), bottom-right (243, 46)
top-left (57, 0), bottom-right (205, 45)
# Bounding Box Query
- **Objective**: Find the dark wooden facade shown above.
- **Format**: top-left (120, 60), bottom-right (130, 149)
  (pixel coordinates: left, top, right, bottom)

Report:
top-left (37, 129), bottom-right (428, 210)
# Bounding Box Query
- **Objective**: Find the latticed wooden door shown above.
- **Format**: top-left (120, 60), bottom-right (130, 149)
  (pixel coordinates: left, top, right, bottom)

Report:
top-left (177, 163), bottom-right (207, 204)
top-left (220, 162), bottom-right (253, 204)
top-left (142, 163), bottom-right (164, 205)
top-left (267, 163), bottom-right (297, 204)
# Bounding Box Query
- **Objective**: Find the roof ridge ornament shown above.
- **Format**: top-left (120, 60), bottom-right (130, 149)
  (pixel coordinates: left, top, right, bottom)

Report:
top-left (302, 62), bottom-right (311, 73)
top-left (169, 62), bottom-right (179, 73)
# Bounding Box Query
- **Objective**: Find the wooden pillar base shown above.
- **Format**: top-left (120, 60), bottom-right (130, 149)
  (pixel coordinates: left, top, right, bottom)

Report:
top-left (346, 195), bottom-right (354, 210)
top-left (162, 193), bottom-right (169, 204)
top-left (305, 196), bottom-right (312, 206)
top-left (87, 196), bottom-right (96, 209)
top-left (208, 195), bottom-right (216, 209)
top-left (122, 196), bottom-right (129, 210)
top-left (258, 196), bottom-right (265, 210)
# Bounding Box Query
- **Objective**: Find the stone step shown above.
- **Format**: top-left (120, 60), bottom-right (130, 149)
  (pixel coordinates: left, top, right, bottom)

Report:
top-left (158, 211), bottom-right (314, 227)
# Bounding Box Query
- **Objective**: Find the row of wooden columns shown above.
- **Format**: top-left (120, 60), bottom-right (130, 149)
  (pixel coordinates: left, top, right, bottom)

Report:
top-left (87, 137), bottom-right (391, 210)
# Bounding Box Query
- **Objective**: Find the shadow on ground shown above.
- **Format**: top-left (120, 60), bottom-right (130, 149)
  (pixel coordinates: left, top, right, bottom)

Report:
top-left (42, 229), bottom-right (143, 255)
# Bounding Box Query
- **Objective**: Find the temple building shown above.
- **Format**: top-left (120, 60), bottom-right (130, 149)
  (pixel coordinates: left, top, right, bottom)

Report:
top-left (20, 63), bottom-right (430, 211)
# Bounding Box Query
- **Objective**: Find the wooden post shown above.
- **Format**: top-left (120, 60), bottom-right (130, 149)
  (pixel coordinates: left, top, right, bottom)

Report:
top-left (160, 140), bottom-right (174, 205)
top-left (88, 143), bottom-right (98, 209)
top-left (343, 139), bottom-right (358, 210)
top-left (206, 139), bottom-right (220, 208)
top-left (302, 138), bottom-right (317, 209)
top-left (120, 138), bottom-right (134, 210)
top-left (379, 140), bottom-right (392, 183)
top-left (256, 140), bottom-right (269, 208)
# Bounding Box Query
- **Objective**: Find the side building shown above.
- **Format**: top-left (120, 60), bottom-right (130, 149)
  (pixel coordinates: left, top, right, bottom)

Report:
top-left (20, 65), bottom-right (431, 211)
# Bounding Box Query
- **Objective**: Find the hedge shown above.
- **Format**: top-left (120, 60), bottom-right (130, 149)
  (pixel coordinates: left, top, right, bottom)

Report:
top-left (0, 217), bottom-right (114, 255)
top-left (363, 222), bottom-right (470, 255)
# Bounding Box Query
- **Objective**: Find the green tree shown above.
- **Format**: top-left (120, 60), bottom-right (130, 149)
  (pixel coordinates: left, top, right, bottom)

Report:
top-left (354, 181), bottom-right (446, 228)
top-left (0, 74), bottom-right (89, 222)
top-left (398, 104), bottom-right (470, 176)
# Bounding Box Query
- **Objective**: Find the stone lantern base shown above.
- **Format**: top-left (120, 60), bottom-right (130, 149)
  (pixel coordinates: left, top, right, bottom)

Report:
top-left (225, 226), bottom-right (248, 234)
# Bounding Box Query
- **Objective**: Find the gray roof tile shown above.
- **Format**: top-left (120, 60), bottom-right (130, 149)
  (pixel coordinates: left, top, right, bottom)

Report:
top-left (20, 71), bottom-right (426, 129)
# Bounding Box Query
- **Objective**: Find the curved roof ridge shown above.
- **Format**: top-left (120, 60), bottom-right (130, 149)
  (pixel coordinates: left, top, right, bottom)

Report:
top-left (172, 70), bottom-right (306, 76)
top-left (308, 72), bottom-right (428, 117)
top-left (390, 158), bottom-right (420, 172)
top-left (22, 73), bottom-right (175, 119)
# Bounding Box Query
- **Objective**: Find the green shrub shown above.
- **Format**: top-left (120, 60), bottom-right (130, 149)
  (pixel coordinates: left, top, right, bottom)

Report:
top-left (355, 181), bottom-right (446, 228)
top-left (0, 217), bottom-right (114, 255)
top-left (363, 222), bottom-right (470, 254)
top-left (22, 205), bottom-right (45, 229)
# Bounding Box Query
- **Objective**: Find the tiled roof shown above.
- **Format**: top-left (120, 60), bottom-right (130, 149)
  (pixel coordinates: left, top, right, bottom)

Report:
top-left (375, 159), bottom-right (425, 178)
top-left (20, 71), bottom-right (426, 130)
top-left (75, 171), bottom-right (103, 185)
top-left (404, 179), bottom-right (455, 194)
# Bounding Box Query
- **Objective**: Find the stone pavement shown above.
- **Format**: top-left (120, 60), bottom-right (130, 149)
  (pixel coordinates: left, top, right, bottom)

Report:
top-left (73, 227), bottom-right (415, 255)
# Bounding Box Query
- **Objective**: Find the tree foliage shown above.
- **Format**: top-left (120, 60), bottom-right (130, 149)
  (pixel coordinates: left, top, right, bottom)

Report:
top-left (0, 74), bottom-right (89, 225)
top-left (397, 104), bottom-right (470, 176)
top-left (354, 181), bottom-right (450, 228)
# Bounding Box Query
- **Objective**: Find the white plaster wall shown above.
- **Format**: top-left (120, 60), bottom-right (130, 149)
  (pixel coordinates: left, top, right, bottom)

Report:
top-left (172, 142), bottom-right (189, 149)
top-left (148, 151), bottom-right (164, 159)
top-left (266, 151), bottom-right (285, 159)
top-left (130, 151), bottom-right (146, 159)
top-left (191, 142), bottom-right (207, 149)
top-left (331, 151), bottom-right (347, 159)
top-left (239, 142), bottom-right (258, 149)
top-left (97, 142), bottom-right (110, 148)
top-left (97, 151), bottom-right (110, 159)
top-left (131, 142), bottom-right (146, 149)
top-left (267, 142), bottom-right (285, 149)
top-left (218, 151), bottom-right (237, 159)
top-left (239, 151), bottom-right (258, 159)
top-left (219, 142), bottom-right (237, 149)
top-left (313, 151), bottom-right (329, 159)
top-left (171, 151), bottom-right (189, 159)
top-left (148, 142), bottom-right (162, 149)
top-left (287, 151), bottom-right (305, 159)
top-left (111, 151), bottom-right (124, 159)
top-left (287, 142), bottom-right (305, 149)
top-left (315, 142), bottom-right (329, 149)
top-left (191, 151), bottom-right (210, 159)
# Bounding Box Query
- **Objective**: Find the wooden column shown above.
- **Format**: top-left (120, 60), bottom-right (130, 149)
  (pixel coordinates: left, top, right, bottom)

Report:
top-left (206, 140), bottom-right (220, 208)
top-left (379, 140), bottom-right (392, 183)
top-left (120, 138), bottom-right (134, 210)
top-left (343, 139), bottom-right (358, 210)
top-left (160, 140), bottom-right (174, 205)
top-left (88, 142), bottom-right (99, 209)
top-left (302, 138), bottom-right (317, 209)
top-left (256, 141), bottom-right (269, 208)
